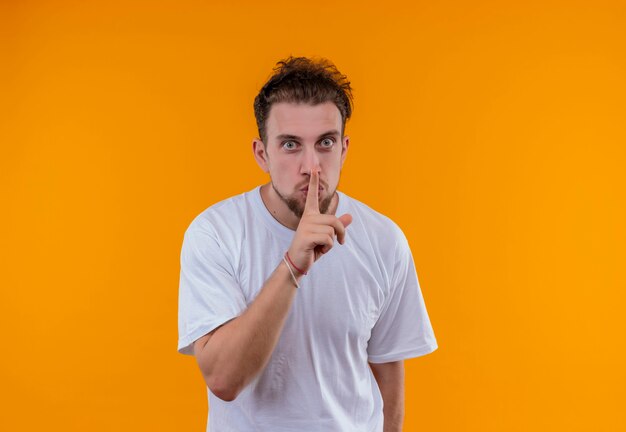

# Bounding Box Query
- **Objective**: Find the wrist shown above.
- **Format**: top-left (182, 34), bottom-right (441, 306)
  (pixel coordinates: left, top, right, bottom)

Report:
top-left (281, 255), bottom-right (302, 289)
top-left (285, 251), bottom-right (307, 276)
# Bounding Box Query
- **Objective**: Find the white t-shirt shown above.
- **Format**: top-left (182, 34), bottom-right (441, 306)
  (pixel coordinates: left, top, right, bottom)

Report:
top-left (178, 186), bottom-right (438, 432)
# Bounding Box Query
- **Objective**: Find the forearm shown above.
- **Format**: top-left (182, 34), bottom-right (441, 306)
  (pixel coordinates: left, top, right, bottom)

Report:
top-left (196, 260), bottom-right (300, 400)
top-left (370, 361), bottom-right (405, 432)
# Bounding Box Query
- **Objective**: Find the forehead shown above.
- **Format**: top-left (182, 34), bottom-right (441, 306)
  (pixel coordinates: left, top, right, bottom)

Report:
top-left (265, 101), bottom-right (342, 139)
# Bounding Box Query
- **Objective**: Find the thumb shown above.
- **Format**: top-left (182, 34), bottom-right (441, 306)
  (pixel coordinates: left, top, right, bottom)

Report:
top-left (338, 213), bottom-right (353, 228)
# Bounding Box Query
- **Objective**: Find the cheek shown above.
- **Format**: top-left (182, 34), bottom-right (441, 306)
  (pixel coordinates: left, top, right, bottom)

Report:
top-left (275, 160), bottom-right (293, 173)
top-left (324, 157), bottom-right (342, 175)
top-left (270, 161), bottom-right (295, 182)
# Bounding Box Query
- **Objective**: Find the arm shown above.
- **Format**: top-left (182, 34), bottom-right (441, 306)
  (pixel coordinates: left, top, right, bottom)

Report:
top-left (193, 171), bottom-right (352, 402)
top-left (193, 260), bottom-right (299, 401)
top-left (369, 361), bottom-right (405, 432)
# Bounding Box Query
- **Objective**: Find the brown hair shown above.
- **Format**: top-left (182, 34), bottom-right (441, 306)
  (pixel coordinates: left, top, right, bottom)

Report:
top-left (253, 56), bottom-right (354, 144)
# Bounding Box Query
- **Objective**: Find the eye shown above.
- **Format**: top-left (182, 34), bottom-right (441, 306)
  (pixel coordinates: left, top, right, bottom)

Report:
top-left (320, 138), bottom-right (335, 148)
top-left (282, 140), bottom-right (297, 150)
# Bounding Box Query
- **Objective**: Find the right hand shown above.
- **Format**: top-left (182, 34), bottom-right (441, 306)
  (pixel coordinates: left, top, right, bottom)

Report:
top-left (287, 169), bottom-right (353, 275)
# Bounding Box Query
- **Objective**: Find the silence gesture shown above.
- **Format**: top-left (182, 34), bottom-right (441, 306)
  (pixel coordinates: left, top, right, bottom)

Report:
top-left (286, 170), bottom-right (353, 276)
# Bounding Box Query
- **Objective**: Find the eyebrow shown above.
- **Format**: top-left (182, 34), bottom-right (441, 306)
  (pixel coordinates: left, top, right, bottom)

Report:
top-left (275, 130), bottom-right (341, 141)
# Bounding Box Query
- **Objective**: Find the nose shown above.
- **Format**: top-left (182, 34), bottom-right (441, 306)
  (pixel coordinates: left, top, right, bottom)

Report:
top-left (300, 147), bottom-right (321, 175)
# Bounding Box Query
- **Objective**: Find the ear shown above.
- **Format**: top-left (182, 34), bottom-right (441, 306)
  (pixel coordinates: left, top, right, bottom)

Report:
top-left (252, 138), bottom-right (270, 173)
top-left (340, 135), bottom-right (350, 167)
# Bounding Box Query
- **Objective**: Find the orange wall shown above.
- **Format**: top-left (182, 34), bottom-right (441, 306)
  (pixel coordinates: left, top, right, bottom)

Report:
top-left (1, 0), bottom-right (625, 430)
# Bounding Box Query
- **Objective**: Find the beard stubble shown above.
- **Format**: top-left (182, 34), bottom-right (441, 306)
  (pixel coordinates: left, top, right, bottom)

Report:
top-left (271, 182), bottom-right (336, 219)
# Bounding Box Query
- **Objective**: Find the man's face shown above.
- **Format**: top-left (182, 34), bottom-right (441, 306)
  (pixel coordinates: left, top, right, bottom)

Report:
top-left (254, 101), bottom-right (349, 219)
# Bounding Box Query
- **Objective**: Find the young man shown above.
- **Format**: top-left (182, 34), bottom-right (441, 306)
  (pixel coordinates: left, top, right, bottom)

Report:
top-left (178, 56), bottom-right (437, 431)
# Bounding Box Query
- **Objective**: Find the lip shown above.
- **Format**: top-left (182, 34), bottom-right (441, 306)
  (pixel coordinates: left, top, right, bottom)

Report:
top-left (301, 187), bottom-right (323, 193)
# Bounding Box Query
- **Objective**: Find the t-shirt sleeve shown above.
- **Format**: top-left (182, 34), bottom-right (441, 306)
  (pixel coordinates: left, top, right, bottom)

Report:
top-left (177, 220), bottom-right (248, 355)
top-left (367, 230), bottom-right (438, 363)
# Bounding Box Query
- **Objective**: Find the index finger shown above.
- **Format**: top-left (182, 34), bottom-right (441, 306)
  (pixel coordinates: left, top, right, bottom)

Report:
top-left (304, 169), bottom-right (320, 214)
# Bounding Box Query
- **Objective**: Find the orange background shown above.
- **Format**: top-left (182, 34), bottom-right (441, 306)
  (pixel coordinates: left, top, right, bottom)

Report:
top-left (1, 0), bottom-right (625, 430)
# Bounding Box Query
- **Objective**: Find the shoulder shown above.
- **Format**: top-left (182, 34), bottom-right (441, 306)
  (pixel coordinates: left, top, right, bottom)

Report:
top-left (182, 189), bottom-right (258, 253)
top-left (185, 190), bottom-right (251, 233)
top-left (179, 189), bottom-right (260, 270)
